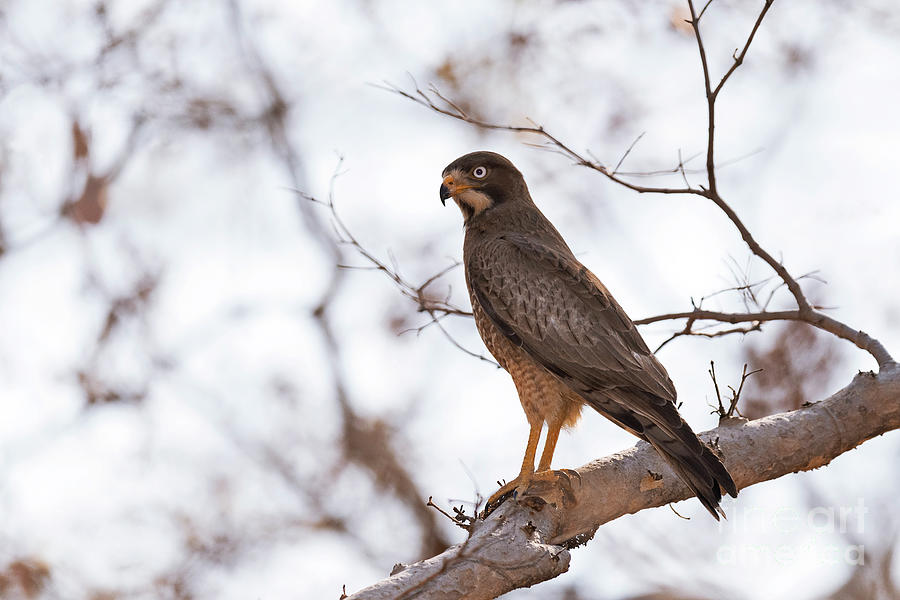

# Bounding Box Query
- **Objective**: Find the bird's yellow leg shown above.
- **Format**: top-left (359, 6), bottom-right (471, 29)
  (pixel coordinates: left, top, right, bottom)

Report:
top-left (528, 418), bottom-right (581, 507)
top-left (486, 421), bottom-right (541, 507)
top-left (536, 419), bottom-right (562, 473)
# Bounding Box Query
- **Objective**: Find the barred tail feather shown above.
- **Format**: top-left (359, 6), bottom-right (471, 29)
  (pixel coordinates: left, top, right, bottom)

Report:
top-left (584, 390), bottom-right (738, 519)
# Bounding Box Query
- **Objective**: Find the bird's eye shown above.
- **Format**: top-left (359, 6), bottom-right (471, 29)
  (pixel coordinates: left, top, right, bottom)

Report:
top-left (472, 166), bottom-right (487, 179)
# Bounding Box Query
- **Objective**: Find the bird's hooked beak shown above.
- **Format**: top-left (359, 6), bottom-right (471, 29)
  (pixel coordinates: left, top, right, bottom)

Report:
top-left (439, 174), bottom-right (476, 206)
top-left (439, 175), bottom-right (452, 206)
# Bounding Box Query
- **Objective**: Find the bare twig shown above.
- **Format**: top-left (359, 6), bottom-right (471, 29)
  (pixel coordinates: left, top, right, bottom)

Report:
top-left (668, 503), bottom-right (691, 520)
top-left (654, 318), bottom-right (762, 353)
top-left (374, 81), bottom-right (703, 197)
top-left (637, 308), bottom-right (789, 326)
top-left (710, 361), bottom-right (761, 418)
top-left (612, 131), bottom-right (646, 175)
top-left (676, 148), bottom-right (691, 189)
top-left (613, 147), bottom-right (761, 177)
top-left (726, 364), bottom-right (762, 417)
top-left (712, 2), bottom-right (775, 98)
top-left (294, 179), bottom-right (470, 318)
top-left (426, 497), bottom-right (473, 531)
top-left (296, 183), bottom-right (499, 367)
top-left (709, 361), bottom-right (725, 415)
top-left (697, 0), bottom-right (716, 20)
top-left (428, 314), bottom-right (499, 366)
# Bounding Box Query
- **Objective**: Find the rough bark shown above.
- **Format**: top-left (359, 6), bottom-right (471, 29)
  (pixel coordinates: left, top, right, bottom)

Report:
top-left (347, 363), bottom-right (900, 599)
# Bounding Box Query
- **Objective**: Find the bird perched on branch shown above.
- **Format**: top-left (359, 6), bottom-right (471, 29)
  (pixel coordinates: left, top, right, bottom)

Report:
top-left (439, 150), bottom-right (737, 518)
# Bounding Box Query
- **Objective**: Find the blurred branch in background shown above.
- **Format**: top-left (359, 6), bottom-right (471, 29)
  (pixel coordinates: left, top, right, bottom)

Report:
top-left (0, 559), bottom-right (51, 600)
top-left (739, 320), bottom-right (842, 419)
top-left (1, 0), bottom-right (452, 596)
top-left (225, 0), bottom-right (452, 561)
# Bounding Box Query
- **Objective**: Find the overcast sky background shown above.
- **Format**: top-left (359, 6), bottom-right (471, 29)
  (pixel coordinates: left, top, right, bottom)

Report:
top-left (1, 1), bottom-right (898, 598)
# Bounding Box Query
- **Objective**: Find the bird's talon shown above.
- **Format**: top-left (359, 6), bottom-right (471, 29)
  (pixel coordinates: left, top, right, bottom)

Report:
top-left (560, 468), bottom-right (582, 484)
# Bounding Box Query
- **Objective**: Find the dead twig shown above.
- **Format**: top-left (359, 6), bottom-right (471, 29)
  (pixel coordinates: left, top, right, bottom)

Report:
top-left (709, 361), bottom-right (725, 415)
top-left (611, 131), bottom-right (646, 175)
top-left (709, 361), bottom-right (761, 418)
top-left (374, 81), bottom-right (703, 197)
top-left (668, 503), bottom-right (691, 520)
top-left (296, 180), bottom-right (499, 367)
top-left (726, 364), bottom-right (762, 417)
top-left (426, 497), bottom-right (474, 531)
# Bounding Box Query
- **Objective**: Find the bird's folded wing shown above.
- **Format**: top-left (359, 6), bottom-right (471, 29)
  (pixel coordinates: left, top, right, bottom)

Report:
top-left (467, 233), bottom-right (677, 404)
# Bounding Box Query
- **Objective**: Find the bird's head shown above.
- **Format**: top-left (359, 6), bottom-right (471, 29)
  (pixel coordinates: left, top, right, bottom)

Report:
top-left (440, 151), bottom-right (528, 223)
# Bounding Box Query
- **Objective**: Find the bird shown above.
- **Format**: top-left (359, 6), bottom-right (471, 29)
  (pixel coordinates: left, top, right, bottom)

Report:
top-left (439, 150), bottom-right (738, 519)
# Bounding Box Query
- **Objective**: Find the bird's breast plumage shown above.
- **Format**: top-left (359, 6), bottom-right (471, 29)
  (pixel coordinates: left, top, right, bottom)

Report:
top-left (464, 226), bottom-right (677, 402)
top-left (465, 259), bottom-right (584, 429)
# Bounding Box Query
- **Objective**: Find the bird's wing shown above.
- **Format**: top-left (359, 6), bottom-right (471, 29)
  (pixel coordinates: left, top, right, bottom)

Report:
top-left (468, 233), bottom-right (738, 511)
top-left (467, 233), bottom-right (677, 407)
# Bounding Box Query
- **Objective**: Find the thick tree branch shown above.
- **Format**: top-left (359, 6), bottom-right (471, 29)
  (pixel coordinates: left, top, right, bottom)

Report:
top-left (347, 363), bottom-right (900, 599)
